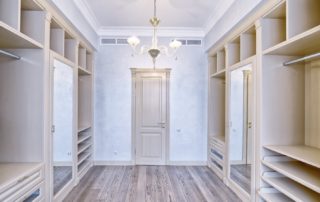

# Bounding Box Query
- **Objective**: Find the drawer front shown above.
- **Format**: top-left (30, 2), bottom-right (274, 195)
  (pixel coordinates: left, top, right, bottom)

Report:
top-left (19, 181), bottom-right (45, 202)
top-left (0, 167), bottom-right (44, 202)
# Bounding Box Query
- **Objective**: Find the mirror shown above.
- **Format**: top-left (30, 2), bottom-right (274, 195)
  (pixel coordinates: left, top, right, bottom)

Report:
top-left (53, 59), bottom-right (74, 196)
top-left (229, 64), bottom-right (253, 194)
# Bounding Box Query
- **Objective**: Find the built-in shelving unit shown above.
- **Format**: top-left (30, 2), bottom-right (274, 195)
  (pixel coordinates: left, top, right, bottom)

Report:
top-left (76, 43), bottom-right (93, 179)
top-left (257, 1), bottom-right (320, 201)
top-left (0, 0), bottom-right (47, 201)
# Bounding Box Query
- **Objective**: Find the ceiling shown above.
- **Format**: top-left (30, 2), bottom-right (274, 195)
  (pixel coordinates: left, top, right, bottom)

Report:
top-left (74, 0), bottom-right (235, 37)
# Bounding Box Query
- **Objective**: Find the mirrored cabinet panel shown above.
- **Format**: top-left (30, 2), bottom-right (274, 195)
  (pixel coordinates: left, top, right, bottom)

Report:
top-left (229, 64), bottom-right (253, 195)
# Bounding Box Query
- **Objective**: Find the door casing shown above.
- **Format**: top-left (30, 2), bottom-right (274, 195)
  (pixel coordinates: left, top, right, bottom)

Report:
top-left (131, 68), bottom-right (171, 165)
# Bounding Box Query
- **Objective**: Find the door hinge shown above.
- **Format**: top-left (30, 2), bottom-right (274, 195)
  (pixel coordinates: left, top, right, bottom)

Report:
top-left (51, 125), bottom-right (55, 133)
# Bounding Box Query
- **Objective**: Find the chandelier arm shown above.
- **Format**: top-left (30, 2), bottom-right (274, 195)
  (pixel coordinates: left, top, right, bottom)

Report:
top-left (159, 45), bottom-right (178, 57)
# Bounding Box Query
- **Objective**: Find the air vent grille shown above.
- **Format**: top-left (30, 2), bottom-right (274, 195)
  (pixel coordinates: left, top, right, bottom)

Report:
top-left (100, 38), bottom-right (202, 46)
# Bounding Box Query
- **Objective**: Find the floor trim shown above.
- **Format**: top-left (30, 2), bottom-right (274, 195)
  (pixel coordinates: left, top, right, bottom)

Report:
top-left (94, 160), bottom-right (207, 166)
top-left (94, 161), bottom-right (135, 166)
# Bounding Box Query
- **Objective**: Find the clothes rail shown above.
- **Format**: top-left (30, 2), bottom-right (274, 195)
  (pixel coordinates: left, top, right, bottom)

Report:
top-left (283, 52), bottom-right (320, 66)
top-left (0, 50), bottom-right (21, 60)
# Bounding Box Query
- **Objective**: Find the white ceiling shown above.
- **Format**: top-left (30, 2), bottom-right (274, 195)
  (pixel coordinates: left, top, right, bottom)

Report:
top-left (74, 0), bottom-right (235, 37)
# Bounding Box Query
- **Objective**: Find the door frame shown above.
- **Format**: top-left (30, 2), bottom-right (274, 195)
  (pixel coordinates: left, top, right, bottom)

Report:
top-left (131, 68), bottom-right (171, 165)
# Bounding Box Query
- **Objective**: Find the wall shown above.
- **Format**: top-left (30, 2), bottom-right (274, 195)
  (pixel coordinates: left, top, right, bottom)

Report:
top-left (94, 37), bottom-right (208, 163)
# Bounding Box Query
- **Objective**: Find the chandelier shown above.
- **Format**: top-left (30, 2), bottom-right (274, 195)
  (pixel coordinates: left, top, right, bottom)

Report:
top-left (127, 0), bottom-right (182, 68)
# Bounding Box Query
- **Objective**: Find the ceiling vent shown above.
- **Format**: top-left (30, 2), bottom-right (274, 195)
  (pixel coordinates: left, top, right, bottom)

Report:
top-left (100, 38), bottom-right (202, 46)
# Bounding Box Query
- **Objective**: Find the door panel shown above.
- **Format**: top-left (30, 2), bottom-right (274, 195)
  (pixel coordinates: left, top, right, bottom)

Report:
top-left (135, 72), bottom-right (167, 165)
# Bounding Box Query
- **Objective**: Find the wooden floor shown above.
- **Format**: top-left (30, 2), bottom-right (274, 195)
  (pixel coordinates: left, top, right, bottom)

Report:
top-left (64, 166), bottom-right (240, 202)
top-left (230, 164), bottom-right (251, 194)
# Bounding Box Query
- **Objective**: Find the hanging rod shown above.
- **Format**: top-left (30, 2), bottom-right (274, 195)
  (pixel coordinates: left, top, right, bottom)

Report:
top-left (283, 52), bottom-right (320, 66)
top-left (0, 50), bottom-right (21, 60)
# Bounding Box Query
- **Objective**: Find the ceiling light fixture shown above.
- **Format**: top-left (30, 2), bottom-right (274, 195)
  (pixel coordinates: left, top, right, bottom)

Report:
top-left (127, 0), bottom-right (182, 68)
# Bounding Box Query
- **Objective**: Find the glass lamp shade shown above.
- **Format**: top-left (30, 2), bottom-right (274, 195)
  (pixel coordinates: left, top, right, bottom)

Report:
top-left (169, 39), bottom-right (182, 49)
top-left (127, 36), bottom-right (140, 47)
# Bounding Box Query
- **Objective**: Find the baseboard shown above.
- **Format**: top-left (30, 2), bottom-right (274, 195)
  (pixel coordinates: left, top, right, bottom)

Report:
top-left (94, 160), bottom-right (134, 166)
top-left (167, 161), bottom-right (207, 166)
top-left (53, 161), bottom-right (73, 167)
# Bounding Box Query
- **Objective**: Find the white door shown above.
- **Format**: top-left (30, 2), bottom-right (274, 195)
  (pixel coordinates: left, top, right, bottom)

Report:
top-left (134, 71), bottom-right (168, 165)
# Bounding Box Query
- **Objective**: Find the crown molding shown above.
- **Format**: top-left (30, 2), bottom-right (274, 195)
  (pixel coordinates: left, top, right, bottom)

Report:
top-left (203, 0), bottom-right (235, 34)
top-left (73, 0), bottom-right (100, 32)
top-left (98, 26), bottom-right (205, 38)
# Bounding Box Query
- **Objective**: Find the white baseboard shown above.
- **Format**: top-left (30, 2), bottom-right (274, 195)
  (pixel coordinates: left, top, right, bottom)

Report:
top-left (53, 161), bottom-right (73, 167)
top-left (167, 161), bottom-right (207, 166)
top-left (93, 160), bottom-right (207, 166)
top-left (94, 160), bottom-right (134, 166)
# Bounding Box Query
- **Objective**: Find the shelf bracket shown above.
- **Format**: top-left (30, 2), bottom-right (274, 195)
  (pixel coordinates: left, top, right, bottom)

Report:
top-left (0, 50), bottom-right (21, 60)
top-left (283, 52), bottom-right (320, 66)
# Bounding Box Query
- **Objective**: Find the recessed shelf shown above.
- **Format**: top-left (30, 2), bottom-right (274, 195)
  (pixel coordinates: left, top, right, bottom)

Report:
top-left (263, 25), bottom-right (320, 55)
top-left (262, 160), bottom-right (320, 193)
top-left (78, 125), bottom-right (91, 133)
top-left (264, 145), bottom-right (320, 168)
top-left (241, 27), bottom-right (256, 60)
top-left (262, 176), bottom-right (320, 202)
top-left (77, 152), bottom-right (91, 166)
top-left (227, 37), bottom-right (240, 66)
top-left (0, 22), bottom-right (43, 48)
top-left (78, 133), bottom-right (91, 144)
top-left (211, 69), bottom-right (226, 78)
top-left (78, 66), bottom-right (92, 75)
top-left (78, 142), bottom-right (92, 155)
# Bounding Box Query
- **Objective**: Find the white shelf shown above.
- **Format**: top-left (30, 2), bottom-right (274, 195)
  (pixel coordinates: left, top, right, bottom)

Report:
top-left (78, 142), bottom-right (92, 155)
top-left (78, 134), bottom-right (91, 144)
top-left (259, 191), bottom-right (293, 202)
top-left (78, 125), bottom-right (91, 133)
top-left (77, 152), bottom-right (91, 166)
top-left (0, 22), bottom-right (43, 48)
top-left (263, 25), bottom-right (320, 55)
top-left (0, 163), bottom-right (42, 192)
top-left (78, 160), bottom-right (90, 174)
top-left (212, 135), bottom-right (225, 144)
top-left (262, 176), bottom-right (320, 202)
top-left (262, 160), bottom-right (320, 193)
top-left (264, 145), bottom-right (320, 168)
top-left (78, 66), bottom-right (91, 75)
top-left (210, 70), bottom-right (226, 78)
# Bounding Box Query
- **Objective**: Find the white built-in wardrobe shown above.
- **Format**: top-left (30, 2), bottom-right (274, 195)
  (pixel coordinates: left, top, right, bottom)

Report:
top-left (0, 0), bottom-right (94, 201)
top-left (208, 0), bottom-right (320, 201)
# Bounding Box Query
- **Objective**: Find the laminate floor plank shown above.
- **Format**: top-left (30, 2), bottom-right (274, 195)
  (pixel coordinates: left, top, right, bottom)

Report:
top-left (64, 166), bottom-right (240, 202)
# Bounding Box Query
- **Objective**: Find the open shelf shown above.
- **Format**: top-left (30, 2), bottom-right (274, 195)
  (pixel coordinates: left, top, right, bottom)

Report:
top-left (77, 142), bottom-right (92, 155)
top-left (217, 49), bottom-right (226, 72)
top-left (208, 55), bottom-right (217, 75)
top-left (240, 26), bottom-right (256, 60)
top-left (213, 135), bottom-right (225, 144)
top-left (78, 160), bottom-right (90, 174)
top-left (263, 25), bottom-right (320, 55)
top-left (50, 19), bottom-right (65, 56)
top-left (0, 163), bottom-right (42, 192)
top-left (0, 22), bottom-right (43, 48)
top-left (262, 160), bottom-right (320, 193)
top-left (261, 1), bottom-right (286, 51)
top-left (78, 66), bottom-right (91, 75)
top-left (78, 133), bottom-right (91, 144)
top-left (264, 145), bottom-right (320, 168)
top-left (227, 37), bottom-right (240, 66)
top-left (259, 190), bottom-right (294, 202)
top-left (64, 32), bottom-right (77, 63)
top-left (78, 45), bottom-right (86, 69)
top-left (287, 0), bottom-right (320, 39)
top-left (262, 176), bottom-right (320, 202)
top-left (0, 0), bottom-right (20, 30)
top-left (77, 152), bottom-right (91, 166)
top-left (211, 69), bottom-right (225, 78)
